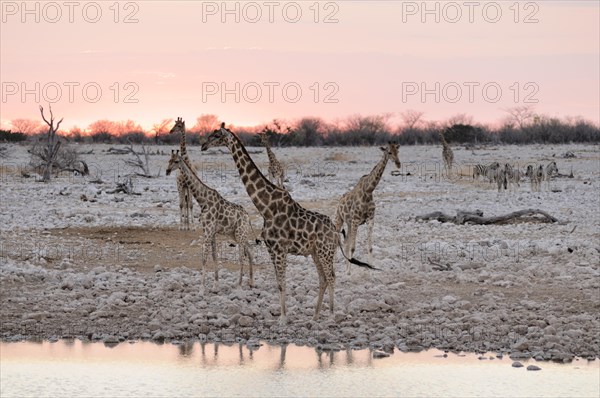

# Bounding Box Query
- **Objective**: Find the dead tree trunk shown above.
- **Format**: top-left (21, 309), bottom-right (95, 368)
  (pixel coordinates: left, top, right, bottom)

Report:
top-left (124, 139), bottom-right (153, 177)
top-left (39, 105), bottom-right (63, 182)
top-left (416, 209), bottom-right (560, 224)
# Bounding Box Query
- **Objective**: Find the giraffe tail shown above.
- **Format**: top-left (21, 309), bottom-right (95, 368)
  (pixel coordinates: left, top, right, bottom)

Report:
top-left (337, 234), bottom-right (380, 271)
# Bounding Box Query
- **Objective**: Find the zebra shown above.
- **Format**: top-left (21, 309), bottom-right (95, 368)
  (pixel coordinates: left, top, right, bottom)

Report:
top-left (526, 164), bottom-right (544, 192)
top-left (544, 161), bottom-right (559, 190)
top-left (504, 163), bottom-right (521, 191)
top-left (473, 162), bottom-right (500, 182)
top-left (494, 166), bottom-right (507, 192)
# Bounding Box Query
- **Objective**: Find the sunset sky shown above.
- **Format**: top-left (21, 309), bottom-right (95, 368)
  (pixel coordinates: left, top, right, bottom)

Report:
top-left (1, 1), bottom-right (598, 131)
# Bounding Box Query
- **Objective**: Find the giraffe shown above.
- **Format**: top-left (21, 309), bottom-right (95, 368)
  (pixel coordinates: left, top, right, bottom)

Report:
top-left (169, 117), bottom-right (194, 230)
top-left (439, 131), bottom-right (454, 178)
top-left (334, 142), bottom-right (401, 274)
top-left (258, 132), bottom-right (285, 189)
top-left (201, 123), bottom-right (377, 324)
top-left (166, 150), bottom-right (257, 288)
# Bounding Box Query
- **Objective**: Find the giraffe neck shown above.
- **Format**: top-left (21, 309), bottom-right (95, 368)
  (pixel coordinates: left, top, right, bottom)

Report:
top-left (226, 133), bottom-right (280, 217)
top-left (440, 135), bottom-right (449, 148)
top-left (266, 146), bottom-right (278, 164)
top-left (179, 128), bottom-right (190, 161)
top-left (362, 151), bottom-right (390, 193)
top-left (177, 158), bottom-right (215, 205)
top-left (261, 137), bottom-right (277, 163)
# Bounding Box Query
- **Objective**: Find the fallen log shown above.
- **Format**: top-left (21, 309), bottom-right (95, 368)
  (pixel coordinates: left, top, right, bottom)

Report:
top-left (416, 209), bottom-right (560, 225)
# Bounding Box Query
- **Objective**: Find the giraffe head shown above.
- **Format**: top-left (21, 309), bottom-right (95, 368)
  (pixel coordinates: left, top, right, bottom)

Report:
top-left (258, 132), bottom-right (269, 146)
top-left (170, 117), bottom-right (185, 134)
top-left (380, 141), bottom-right (401, 169)
top-left (166, 149), bottom-right (182, 176)
top-left (202, 122), bottom-right (232, 151)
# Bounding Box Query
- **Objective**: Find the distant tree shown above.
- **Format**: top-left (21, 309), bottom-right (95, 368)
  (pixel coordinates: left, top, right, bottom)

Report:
top-left (119, 120), bottom-right (144, 136)
top-left (444, 113), bottom-right (474, 128)
top-left (192, 114), bottom-right (220, 135)
top-left (88, 119), bottom-right (117, 136)
top-left (151, 118), bottom-right (173, 144)
top-left (66, 126), bottom-right (85, 143)
top-left (502, 105), bottom-right (535, 129)
top-left (88, 119), bottom-right (144, 137)
top-left (0, 130), bottom-right (27, 142)
top-left (258, 119), bottom-right (292, 147)
top-left (443, 124), bottom-right (488, 143)
top-left (400, 109), bottom-right (425, 131)
top-left (343, 114), bottom-right (392, 145)
top-left (89, 131), bottom-right (113, 143)
top-left (11, 118), bottom-right (44, 135)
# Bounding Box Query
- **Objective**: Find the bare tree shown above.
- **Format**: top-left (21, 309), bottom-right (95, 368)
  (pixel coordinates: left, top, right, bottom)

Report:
top-left (445, 113), bottom-right (474, 127)
top-left (38, 105), bottom-right (63, 182)
top-left (400, 109), bottom-right (425, 130)
top-left (29, 107), bottom-right (88, 179)
top-left (124, 139), bottom-right (153, 177)
top-left (503, 105), bottom-right (535, 129)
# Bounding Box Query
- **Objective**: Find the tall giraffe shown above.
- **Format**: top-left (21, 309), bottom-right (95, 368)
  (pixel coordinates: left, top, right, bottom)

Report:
top-left (166, 150), bottom-right (257, 287)
top-left (439, 131), bottom-right (454, 177)
top-left (258, 132), bottom-right (285, 189)
top-left (169, 117), bottom-right (194, 230)
top-left (202, 124), bottom-right (376, 324)
top-left (334, 142), bottom-right (400, 274)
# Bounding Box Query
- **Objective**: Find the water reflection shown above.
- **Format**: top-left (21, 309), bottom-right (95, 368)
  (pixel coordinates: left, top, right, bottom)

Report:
top-left (1, 340), bottom-right (598, 398)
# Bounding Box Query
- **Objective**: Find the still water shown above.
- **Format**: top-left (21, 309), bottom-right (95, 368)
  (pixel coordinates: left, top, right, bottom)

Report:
top-left (1, 340), bottom-right (598, 398)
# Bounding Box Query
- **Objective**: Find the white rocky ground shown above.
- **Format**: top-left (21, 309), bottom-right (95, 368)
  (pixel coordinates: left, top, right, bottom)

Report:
top-left (1, 142), bottom-right (598, 361)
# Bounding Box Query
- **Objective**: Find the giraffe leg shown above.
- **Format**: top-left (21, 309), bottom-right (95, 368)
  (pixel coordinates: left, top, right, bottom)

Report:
top-left (345, 223), bottom-right (358, 275)
top-left (184, 195), bottom-right (189, 231)
top-left (235, 225), bottom-right (254, 287)
top-left (211, 237), bottom-right (218, 285)
top-left (186, 188), bottom-right (194, 230)
top-left (200, 239), bottom-right (210, 288)
top-left (313, 244), bottom-right (336, 320)
top-left (366, 216), bottom-right (375, 266)
top-left (312, 265), bottom-right (327, 321)
top-left (179, 193), bottom-right (186, 231)
top-left (244, 244), bottom-right (255, 288)
top-left (325, 246), bottom-right (336, 316)
top-left (237, 243), bottom-right (244, 286)
top-left (269, 249), bottom-right (288, 325)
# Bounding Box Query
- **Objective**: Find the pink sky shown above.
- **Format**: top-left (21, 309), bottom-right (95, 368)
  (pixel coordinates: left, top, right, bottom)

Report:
top-left (1, 1), bottom-right (598, 131)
